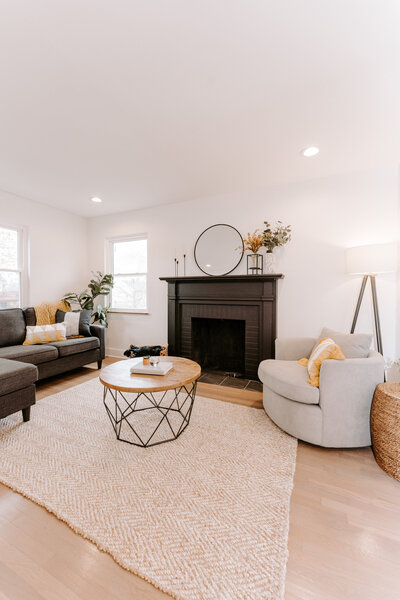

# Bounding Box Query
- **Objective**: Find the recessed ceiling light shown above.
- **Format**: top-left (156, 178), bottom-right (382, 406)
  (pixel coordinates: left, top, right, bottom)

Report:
top-left (91, 196), bottom-right (102, 203)
top-left (302, 146), bottom-right (320, 157)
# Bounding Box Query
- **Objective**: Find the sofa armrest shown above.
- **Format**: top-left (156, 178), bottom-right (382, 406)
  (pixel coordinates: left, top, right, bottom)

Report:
top-left (90, 324), bottom-right (106, 360)
top-left (275, 337), bottom-right (316, 361)
top-left (319, 351), bottom-right (385, 446)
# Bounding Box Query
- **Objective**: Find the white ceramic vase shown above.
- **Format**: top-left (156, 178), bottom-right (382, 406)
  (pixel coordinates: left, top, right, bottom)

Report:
top-left (265, 251), bottom-right (276, 273)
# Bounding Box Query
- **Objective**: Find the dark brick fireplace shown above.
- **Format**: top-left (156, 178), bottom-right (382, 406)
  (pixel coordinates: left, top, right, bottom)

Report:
top-left (159, 275), bottom-right (283, 379)
top-left (191, 317), bottom-right (246, 374)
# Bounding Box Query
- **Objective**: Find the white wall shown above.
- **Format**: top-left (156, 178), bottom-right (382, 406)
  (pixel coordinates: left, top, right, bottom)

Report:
top-left (397, 167), bottom-right (400, 357)
top-left (0, 189), bottom-right (88, 305)
top-left (87, 167), bottom-right (399, 360)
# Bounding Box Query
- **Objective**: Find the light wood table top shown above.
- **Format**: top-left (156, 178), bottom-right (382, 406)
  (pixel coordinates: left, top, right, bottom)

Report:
top-left (99, 356), bottom-right (201, 393)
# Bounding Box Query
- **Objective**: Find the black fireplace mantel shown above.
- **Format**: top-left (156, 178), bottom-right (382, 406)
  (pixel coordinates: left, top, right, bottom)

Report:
top-left (159, 274), bottom-right (283, 379)
top-left (160, 275), bottom-right (284, 283)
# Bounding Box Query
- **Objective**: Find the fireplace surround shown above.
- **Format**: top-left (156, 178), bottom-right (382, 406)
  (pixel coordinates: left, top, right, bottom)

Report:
top-left (160, 275), bottom-right (283, 379)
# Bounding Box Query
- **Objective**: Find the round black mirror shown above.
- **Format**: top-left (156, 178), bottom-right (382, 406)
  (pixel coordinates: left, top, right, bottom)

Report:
top-left (194, 224), bottom-right (244, 276)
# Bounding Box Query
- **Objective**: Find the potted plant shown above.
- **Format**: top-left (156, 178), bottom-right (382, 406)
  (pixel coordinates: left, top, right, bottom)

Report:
top-left (63, 271), bottom-right (114, 327)
top-left (262, 221), bottom-right (291, 273)
top-left (242, 230), bottom-right (264, 274)
top-left (386, 358), bottom-right (400, 382)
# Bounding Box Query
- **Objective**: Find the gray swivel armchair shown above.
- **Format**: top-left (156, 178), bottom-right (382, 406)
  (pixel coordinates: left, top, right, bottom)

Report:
top-left (258, 331), bottom-right (385, 448)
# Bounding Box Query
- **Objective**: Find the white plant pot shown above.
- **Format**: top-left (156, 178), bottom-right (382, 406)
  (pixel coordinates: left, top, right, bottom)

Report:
top-left (387, 364), bottom-right (400, 382)
top-left (265, 252), bottom-right (276, 273)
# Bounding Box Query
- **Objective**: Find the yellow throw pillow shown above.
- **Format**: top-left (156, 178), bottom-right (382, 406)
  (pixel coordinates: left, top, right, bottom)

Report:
top-left (23, 323), bottom-right (67, 345)
top-left (298, 337), bottom-right (345, 387)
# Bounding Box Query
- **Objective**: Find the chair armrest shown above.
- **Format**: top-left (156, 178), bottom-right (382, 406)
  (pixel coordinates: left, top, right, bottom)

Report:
top-left (319, 351), bottom-right (385, 446)
top-left (275, 337), bottom-right (316, 361)
top-left (90, 324), bottom-right (106, 359)
top-left (320, 351), bottom-right (384, 396)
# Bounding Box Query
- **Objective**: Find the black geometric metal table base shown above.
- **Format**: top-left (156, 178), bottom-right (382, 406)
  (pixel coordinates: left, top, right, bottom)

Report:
top-left (103, 382), bottom-right (197, 448)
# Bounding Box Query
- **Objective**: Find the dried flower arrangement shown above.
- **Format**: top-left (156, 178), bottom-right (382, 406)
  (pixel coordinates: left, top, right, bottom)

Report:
top-left (241, 230), bottom-right (264, 253)
top-left (262, 221), bottom-right (292, 253)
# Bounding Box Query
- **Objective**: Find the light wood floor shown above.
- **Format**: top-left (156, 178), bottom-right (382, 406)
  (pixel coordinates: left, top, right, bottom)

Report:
top-left (1, 358), bottom-right (400, 600)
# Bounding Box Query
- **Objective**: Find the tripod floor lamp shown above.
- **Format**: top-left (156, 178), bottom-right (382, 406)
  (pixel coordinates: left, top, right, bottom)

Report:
top-left (345, 242), bottom-right (397, 355)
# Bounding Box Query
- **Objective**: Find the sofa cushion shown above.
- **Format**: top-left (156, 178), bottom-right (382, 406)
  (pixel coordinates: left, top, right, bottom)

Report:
top-left (0, 308), bottom-right (26, 347)
top-left (320, 328), bottom-right (372, 358)
top-left (50, 336), bottom-right (100, 357)
top-left (0, 344), bottom-right (58, 364)
top-left (258, 359), bottom-right (320, 405)
top-left (23, 307), bottom-right (36, 326)
top-left (0, 358), bottom-right (38, 395)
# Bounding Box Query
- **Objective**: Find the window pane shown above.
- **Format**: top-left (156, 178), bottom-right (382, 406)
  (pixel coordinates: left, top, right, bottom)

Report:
top-left (0, 271), bottom-right (20, 308)
top-left (112, 275), bottom-right (147, 310)
top-left (0, 227), bottom-right (18, 270)
top-left (113, 239), bottom-right (147, 274)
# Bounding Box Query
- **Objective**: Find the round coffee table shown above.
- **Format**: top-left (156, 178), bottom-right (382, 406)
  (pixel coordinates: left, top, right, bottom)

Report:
top-left (99, 356), bottom-right (201, 447)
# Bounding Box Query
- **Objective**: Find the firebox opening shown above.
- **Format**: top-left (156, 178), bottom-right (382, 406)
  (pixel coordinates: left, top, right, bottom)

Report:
top-left (191, 317), bottom-right (245, 375)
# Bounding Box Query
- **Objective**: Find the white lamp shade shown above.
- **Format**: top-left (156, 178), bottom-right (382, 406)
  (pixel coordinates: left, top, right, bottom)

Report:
top-left (345, 242), bottom-right (397, 275)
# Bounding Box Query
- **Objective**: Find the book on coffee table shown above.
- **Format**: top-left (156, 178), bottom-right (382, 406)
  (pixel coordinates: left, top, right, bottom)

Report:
top-left (130, 358), bottom-right (173, 376)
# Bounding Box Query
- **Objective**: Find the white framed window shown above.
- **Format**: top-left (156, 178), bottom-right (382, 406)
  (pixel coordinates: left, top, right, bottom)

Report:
top-left (0, 224), bottom-right (28, 309)
top-left (106, 234), bottom-right (148, 313)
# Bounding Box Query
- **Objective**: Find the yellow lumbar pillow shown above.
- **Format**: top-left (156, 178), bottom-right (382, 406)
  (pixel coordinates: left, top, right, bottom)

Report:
top-left (298, 337), bottom-right (345, 387)
top-left (23, 323), bottom-right (67, 345)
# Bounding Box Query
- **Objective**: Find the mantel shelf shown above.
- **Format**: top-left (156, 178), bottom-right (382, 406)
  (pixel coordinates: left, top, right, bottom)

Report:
top-left (159, 274), bottom-right (284, 282)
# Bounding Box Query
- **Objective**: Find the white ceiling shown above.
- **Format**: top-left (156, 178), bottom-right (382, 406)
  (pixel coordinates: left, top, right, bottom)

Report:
top-left (1, 0), bottom-right (399, 217)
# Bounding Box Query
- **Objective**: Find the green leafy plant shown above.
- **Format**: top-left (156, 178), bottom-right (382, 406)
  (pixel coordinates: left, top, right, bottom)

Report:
top-left (92, 303), bottom-right (112, 328)
top-left (262, 221), bottom-right (292, 252)
top-left (63, 271), bottom-right (114, 327)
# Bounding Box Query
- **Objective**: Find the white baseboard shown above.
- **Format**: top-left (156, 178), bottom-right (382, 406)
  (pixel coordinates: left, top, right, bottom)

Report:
top-left (106, 347), bottom-right (125, 358)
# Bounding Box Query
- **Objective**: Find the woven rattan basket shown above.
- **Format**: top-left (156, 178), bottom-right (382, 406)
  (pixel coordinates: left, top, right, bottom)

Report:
top-left (371, 383), bottom-right (400, 482)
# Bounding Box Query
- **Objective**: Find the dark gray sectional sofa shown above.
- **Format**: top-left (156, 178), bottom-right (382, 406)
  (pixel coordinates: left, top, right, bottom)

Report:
top-left (0, 307), bottom-right (105, 422)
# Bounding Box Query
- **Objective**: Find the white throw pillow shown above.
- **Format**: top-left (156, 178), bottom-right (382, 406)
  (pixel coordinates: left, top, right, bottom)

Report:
top-left (63, 311), bottom-right (80, 337)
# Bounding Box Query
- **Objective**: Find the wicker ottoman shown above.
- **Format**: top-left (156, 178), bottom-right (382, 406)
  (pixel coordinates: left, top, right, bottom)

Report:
top-left (371, 383), bottom-right (400, 481)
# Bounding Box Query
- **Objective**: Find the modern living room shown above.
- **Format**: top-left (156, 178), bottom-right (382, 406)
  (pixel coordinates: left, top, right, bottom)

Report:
top-left (1, 2), bottom-right (400, 599)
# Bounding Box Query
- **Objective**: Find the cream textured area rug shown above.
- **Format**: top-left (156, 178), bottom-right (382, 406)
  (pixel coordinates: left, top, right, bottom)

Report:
top-left (0, 378), bottom-right (297, 600)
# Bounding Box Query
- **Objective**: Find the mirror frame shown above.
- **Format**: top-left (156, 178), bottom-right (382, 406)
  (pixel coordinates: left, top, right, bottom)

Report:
top-left (194, 224), bottom-right (244, 276)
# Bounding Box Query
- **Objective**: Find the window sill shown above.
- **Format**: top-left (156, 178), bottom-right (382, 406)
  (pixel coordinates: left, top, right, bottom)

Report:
top-left (109, 309), bottom-right (149, 315)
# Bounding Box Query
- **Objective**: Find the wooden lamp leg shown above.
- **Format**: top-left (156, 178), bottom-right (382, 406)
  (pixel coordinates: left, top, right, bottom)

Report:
top-left (351, 274), bottom-right (368, 334)
top-left (370, 275), bottom-right (383, 355)
top-left (351, 274), bottom-right (383, 356)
